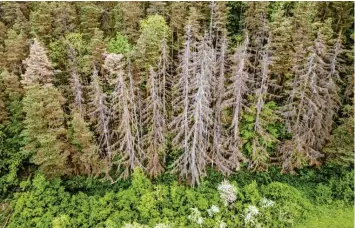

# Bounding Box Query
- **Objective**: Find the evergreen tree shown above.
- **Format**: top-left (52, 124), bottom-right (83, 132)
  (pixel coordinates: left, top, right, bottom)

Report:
top-left (135, 14), bottom-right (170, 78)
top-left (4, 29), bottom-right (28, 74)
top-left (29, 2), bottom-right (53, 43)
top-left (79, 3), bottom-right (103, 40)
top-left (22, 84), bottom-right (70, 176)
top-left (117, 2), bottom-right (145, 42)
top-left (69, 112), bottom-right (102, 176)
top-left (51, 2), bottom-right (77, 38)
top-left (0, 69), bottom-right (24, 193)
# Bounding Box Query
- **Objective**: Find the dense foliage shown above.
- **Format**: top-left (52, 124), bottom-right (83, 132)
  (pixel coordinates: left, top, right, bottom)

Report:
top-left (0, 1), bottom-right (353, 227)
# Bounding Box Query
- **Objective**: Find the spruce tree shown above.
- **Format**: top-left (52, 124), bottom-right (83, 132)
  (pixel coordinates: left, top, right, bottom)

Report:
top-left (21, 39), bottom-right (70, 176)
top-left (104, 53), bottom-right (142, 179)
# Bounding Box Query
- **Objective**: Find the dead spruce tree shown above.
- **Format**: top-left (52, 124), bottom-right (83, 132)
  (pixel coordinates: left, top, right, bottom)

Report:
top-left (143, 66), bottom-right (165, 177)
top-left (210, 34), bottom-right (236, 175)
top-left (281, 9), bottom-right (339, 172)
top-left (104, 53), bottom-right (143, 179)
top-left (67, 44), bottom-right (85, 115)
top-left (223, 32), bottom-right (250, 170)
top-left (247, 36), bottom-right (278, 171)
top-left (88, 66), bottom-right (112, 168)
top-left (171, 23), bottom-right (193, 169)
top-left (21, 39), bottom-right (53, 86)
top-left (172, 30), bottom-right (214, 186)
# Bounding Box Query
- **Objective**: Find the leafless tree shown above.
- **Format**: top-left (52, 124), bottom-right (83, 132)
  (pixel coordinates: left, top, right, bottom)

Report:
top-left (68, 45), bottom-right (85, 115)
top-left (281, 24), bottom-right (338, 172)
top-left (223, 32), bottom-right (250, 169)
top-left (143, 66), bottom-right (165, 177)
top-left (104, 53), bottom-right (143, 179)
top-left (88, 66), bottom-right (112, 163)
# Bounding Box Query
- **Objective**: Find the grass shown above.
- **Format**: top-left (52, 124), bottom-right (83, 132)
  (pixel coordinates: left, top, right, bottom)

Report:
top-left (295, 202), bottom-right (354, 228)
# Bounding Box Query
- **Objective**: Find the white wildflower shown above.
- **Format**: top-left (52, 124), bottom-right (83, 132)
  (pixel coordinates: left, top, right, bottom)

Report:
top-left (207, 205), bottom-right (220, 217)
top-left (219, 220), bottom-right (227, 228)
top-left (260, 197), bottom-right (275, 208)
top-left (217, 180), bottom-right (238, 206)
top-left (197, 217), bottom-right (204, 225)
top-left (244, 205), bottom-right (259, 225)
top-left (188, 208), bottom-right (204, 225)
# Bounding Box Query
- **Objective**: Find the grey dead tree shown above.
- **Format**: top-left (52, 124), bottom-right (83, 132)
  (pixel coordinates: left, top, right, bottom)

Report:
top-left (156, 33), bottom-right (171, 163)
top-left (88, 66), bottom-right (112, 166)
top-left (104, 53), bottom-right (143, 179)
top-left (281, 20), bottom-right (339, 172)
top-left (210, 34), bottom-right (236, 175)
top-left (248, 35), bottom-right (278, 171)
top-left (170, 23), bottom-right (193, 170)
top-left (143, 66), bottom-right (165, 177)
top-left (223, 32), bottom-right (250, 170)
top-left (172, 31), bottom-right (214, 186)
top-left (67, 45), bottom-right (85, 116)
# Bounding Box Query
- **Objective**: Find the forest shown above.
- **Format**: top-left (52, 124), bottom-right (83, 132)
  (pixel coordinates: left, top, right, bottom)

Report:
top-left (0, 1), bottom-right (354, 227)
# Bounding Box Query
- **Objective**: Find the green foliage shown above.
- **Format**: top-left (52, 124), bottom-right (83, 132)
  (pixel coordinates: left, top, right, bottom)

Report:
top-left (8, 168), bottom-right (349, 228)
top-left (135, 14), bottom-right (170, 73)
top-left (21, 84), bottom-right (70, 177)
top-left (323, 104), bottom-right (354, 166)
top-left (107, 32), bottom-right (133, 54)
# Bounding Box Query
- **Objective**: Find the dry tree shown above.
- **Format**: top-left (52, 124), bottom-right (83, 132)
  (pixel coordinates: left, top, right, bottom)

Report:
top-left (223, 32), bottom-right (250, 170)
top-left (170, 23), bottom-right (193, 167)
top-left (143, 66), bottom-right (165, 177)
top-left (103, 53), bottom-right (143, 179)
top-left (210, 34), bottom-right (236, 175)
top-left (88, 66), bottom-right (112, 165)
top-left (281, 18), bottom-right (339, 172)
top-left (21, 39), bottom-right (53, 87)
top-left (67, 44), bottom-right (85, 115)
top-left (172, 31), bottom-right (214, 186)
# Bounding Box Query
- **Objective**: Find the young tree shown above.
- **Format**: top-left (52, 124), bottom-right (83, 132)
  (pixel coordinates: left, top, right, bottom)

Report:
top-left (246, 36), bottom-right (279, 171)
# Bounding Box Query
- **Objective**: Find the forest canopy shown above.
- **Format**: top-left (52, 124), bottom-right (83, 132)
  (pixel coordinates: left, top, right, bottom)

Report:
top-left (0, 1), bottom-right (353, 228)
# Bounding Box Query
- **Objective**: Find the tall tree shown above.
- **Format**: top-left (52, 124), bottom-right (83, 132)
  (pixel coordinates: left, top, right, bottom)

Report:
top-left (143, 67), bottom-right (165, 177)
top-left (104, 53), bottom-right (142, 179)
top-left (88, 67), bottom-right (112, 165)
top-left (281, 4), bottom-right (339, 172)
